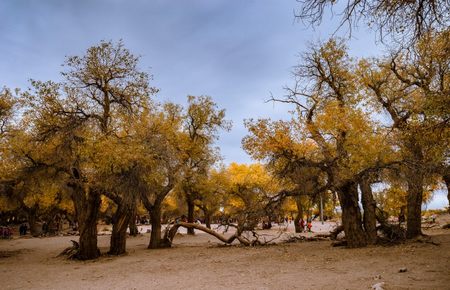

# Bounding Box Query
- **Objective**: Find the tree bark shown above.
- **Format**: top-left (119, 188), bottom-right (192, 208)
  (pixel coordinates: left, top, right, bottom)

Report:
top-left (27, 206), bottom-right (40, 237)
top-left (109, 202), bottom-right (132, 255)
top-left (186, 196), bottom-right (195, 235)
top-left (129, 206), bottom-right (138, 236)
top-left (70, 182), bottom-right (101, 260)
top-left (148, 203), bottom-right (163, 249)
top-left (162, 222), bottom-right (251, 247)
top-left (444, 173), bottom-right (450, 214)
top-left (76, 191), bottom-right (101, 260)
top-left (360, 177), bottom-right (377, 244)
top-left (140, 183), bottom-right (174, 249)
top-left (406, 167), bottom-right (424, 239)
top-left (204, 211), bottom-right (211, 229)
top-left (294, 196), bottom-right (304, 233)
top-left (337, 181), bottom-right (367, 248)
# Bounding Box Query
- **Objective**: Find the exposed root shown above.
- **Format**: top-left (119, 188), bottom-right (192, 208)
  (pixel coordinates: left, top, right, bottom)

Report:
top-left (331, 240), bottom-right (347, 247)
top-left (58, 240), bottom-right (80, 259)
top-left (284, 235), bottom-right (330, 244)
top-left (412, 235), bottom-right (440, 246)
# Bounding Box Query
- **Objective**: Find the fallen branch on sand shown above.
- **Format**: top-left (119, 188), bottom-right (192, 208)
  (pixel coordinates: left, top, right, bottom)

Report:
top-left (162, 222), bottom-right (285, 247)
top-left (284, 235), bottom-right (330, 243)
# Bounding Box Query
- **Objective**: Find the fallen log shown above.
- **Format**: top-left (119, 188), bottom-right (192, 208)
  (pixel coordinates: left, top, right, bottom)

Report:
top-left (284, 235), bottom-right (330, 243)
top-left (162, 222), bottom-right (252, 247)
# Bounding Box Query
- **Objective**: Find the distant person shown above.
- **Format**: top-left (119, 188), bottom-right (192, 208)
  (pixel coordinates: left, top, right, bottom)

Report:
top-left (299, 218), bottom-right (305, 232)
top-left (42, 222), bottom-right (49, 235)
top-left (19, 223), bottom-right (27, 235)
top-left (1, 226), bottom-right (12, 239)
top-left (307, 221), bottom-right (312, 232)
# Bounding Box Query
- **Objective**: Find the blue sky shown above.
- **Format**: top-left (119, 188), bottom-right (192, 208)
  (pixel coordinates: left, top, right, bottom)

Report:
top-left (1, 1), bottom-right (447, 209)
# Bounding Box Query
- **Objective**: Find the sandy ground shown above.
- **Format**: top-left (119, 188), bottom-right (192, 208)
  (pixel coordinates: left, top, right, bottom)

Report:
top-left (1, 219), bottom-right (450, 290)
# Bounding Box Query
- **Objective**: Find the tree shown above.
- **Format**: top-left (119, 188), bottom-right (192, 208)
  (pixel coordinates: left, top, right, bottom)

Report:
top-left (359, 30), bottom-right (449, 238)
top-left (0, 88), bottom-right (19, 223)
top-left (225, 163), bottom-right (282, 230)
top-left (180, 95), bottom-right (230, 234)
top-left (136, 104), bottom-right (186, 249)
top-left (295, 0), bottom-right (450, 43)
top-left (244, 39), bottom-right (395, 247)
top-left (0, 88), bottom-right (16, 138)
top-left (22, 40), bottom-right (156, 259)
top-left (193, 168), bottom-right (229, 229)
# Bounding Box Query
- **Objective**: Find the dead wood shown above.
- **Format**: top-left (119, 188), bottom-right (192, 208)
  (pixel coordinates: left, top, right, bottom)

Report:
top-left (284, 235), bottom-right (330, 243)
top-left (162, 222), bottom-right (289, 247)
top-left (331, 240), bottom-right (347, 247)
top-left (58, 240), bottom-right (80, 259)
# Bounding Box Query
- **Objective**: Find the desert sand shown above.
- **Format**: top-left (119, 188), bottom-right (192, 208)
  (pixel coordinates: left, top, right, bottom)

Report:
top-left (1, 220), bottom-right (449, 290)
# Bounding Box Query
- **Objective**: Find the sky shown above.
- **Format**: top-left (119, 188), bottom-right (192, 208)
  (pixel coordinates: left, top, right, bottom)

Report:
top-left (1, 0), bottom-right (447, 209)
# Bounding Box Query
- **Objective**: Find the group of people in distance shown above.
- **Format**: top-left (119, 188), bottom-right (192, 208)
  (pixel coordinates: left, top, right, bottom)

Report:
top-left (299, 218), bottom-right (312, 232)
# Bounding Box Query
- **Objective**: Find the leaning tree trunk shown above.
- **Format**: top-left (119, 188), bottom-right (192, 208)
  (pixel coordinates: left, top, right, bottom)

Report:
top-left (406, 167), bottom-right (424, 239)
top-left (76, 191), bottom-right (101, 260)
top-left (337, 181), bottom-right (367, 248)
top-left (109, 201), bottom-right (133, 255)
top-left (294, 196), bottom-right (304, 233)
top-left (148, 203), bottom-right (163, 249)
top-left (360, 177), bottom-right (377, 244)
top-left (186, 196), bottom-right (195, 235)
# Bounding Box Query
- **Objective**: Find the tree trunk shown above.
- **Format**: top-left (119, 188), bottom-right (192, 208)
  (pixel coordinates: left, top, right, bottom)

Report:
top-left (129, 206), bottom-right (138, 236)
top-left (360, 177), bottom-right (377, 244)
top-left (129, 221), bottom-right (138, 236)
top-left (294, 196), bottom-right (304, 233)
top-left (444, 174), bottom-right (450, 214)
top-left (77, 192), bottom-right (101, 260)
top-left (109, 202), bottom-right (132, 255)
top-left (149, 203), bottom-right (163, 249)
top-left (406, 168), bottom-right (424, 239)
top-left (337, 181), bottom-right (367, 248)
top-left (204, 211), bottom-right (211, 229)
top-left (187, 197), bottom-right (195, 235)
top-left (27, 207), bottom-right (40, 237)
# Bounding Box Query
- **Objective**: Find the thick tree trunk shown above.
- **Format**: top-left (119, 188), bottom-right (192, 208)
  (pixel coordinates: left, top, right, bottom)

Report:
top-left (129, 206), bottom-right (138, 236)
top-left (294, 196), bottom-right (304, 233)
top-left (406, 168), bottom-right (424, 239)
top-left (337, 181), bottom-right (367, 248)
top-left (444, 174), bottom-right (450, 214)
top-left (360, 177), bottom-right (377, 244)
top-left (77, 192), bottom-right (101, 260)
top-left (149, 204), bottom-right (163, 249)
top-left (109, 202), bottom-right (132, 255)
top-left (27, 207), bottom-right (40, 237)
top-left (129, 221), bottom-right (138, 236)
top-left (186, 197), bottom-right (195, 235)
